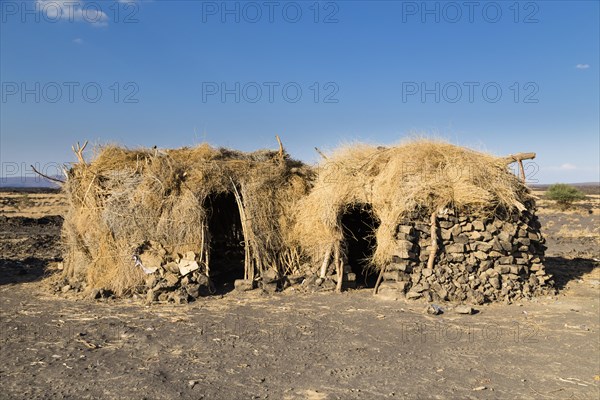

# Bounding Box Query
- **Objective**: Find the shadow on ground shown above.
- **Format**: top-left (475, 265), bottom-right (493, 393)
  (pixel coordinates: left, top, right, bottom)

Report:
top-left (0, 215), bottom-right (63, 286)
top-left (0, 258), bottom-right (57, 285)
top-left (545, 256), bottom-right (599, 291)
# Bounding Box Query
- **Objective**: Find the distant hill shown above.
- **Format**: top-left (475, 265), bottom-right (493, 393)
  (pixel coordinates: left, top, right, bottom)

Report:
top-left (0, 177), bottom-right (61, 189)
top-left (531, 183), bottom-right (600, 195)
top-left (2, 177), bottom-right (599, 195)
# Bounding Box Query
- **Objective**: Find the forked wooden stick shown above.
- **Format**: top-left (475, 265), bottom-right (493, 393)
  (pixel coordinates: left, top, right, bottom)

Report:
top-left (501, 152), bottom-right (536, 182)
top-left (71, 141), bottom-right (89, 165)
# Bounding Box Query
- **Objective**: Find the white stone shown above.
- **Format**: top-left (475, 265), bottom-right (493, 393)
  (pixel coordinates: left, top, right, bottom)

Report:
top-left (178, 260), bottom-right (200, 276)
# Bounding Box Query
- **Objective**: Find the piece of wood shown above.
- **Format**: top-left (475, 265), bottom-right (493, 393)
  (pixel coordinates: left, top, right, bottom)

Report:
top-left (275, 135), bottom-right (285, 165)
top-left (30, 165), bottom-right (65, 184)
top-left (501, 152), bottom-right (536, 164)
top-left (314, 147), bottom-right (328, 160)
top-left (230, 178), bottom-right (252, 281)
top-left (373, 264), bottom-right (387, 295)
top-left (319, 245), bottom-right (333, 279)
top-left (517, 159), bottom-right (526, 182)
top-left (241, 184), bottom-right (259, 282)
top-left (71, 141), bottom-right (88, 165)
top-left (61, 164), bottom-right (70, 181)
top-left (426, 211), bottom-right (438, 271)
top-left (334, 245), bottom-right (343, 293)
top-left (200, 220), bottom-right (210, 278)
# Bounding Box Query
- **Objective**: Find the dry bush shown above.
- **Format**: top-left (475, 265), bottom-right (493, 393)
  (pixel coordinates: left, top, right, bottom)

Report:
top-left (545, 184), bottom-right (587, 210)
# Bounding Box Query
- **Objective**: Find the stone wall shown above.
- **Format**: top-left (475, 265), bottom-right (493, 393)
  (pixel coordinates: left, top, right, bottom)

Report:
top-left (380, 207), bottom-right (553, 304)
top-left (127, 206), bottom-right (554, 304)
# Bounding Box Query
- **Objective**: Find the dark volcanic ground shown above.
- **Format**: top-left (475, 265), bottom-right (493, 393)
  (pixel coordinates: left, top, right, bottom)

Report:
top-left (0, 205), bottom-right (599, 399)
top-left (0, 215), bottom-right (63, 286)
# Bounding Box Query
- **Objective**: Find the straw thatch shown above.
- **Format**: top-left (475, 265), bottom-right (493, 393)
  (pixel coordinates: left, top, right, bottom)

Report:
top-left (61, 143), bottom-right (312, 296)
top-left (293, 139), bottom-right (533, 270)
top-left (58, 138), bottom-right (548, 302)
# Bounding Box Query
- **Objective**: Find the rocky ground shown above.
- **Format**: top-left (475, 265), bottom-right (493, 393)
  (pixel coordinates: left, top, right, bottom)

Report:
top-left (0, 189), bottom-right (599, 399)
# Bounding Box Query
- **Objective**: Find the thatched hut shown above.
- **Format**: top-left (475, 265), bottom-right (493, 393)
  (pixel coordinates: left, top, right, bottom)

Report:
top-left (293, 140), bottom-right (553, 304)
top-left (58, 138), bottom-right (553, 304)
top-left (60, 142), bottom-right (312, 300)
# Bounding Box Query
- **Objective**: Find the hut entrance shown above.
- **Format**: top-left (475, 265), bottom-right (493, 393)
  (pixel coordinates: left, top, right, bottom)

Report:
top-left (206, 192), bottom-right (245, 293)
top-left (341, 204), bottom-right (380, 288)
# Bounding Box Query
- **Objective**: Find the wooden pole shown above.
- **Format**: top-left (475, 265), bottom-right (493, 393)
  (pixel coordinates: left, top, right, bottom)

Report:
top-left (200, 220), bottom-right (208, 277)
top-left (334, 245), bottom-right (343, 293)
top-left (319, 244), bottom-right (333, 279)
top-left (230, 178), bottom-right (252, 282)
top-left (373, 264), bottom-right (386, 295)
top-left (517, 159), bottom-right (526, 182)
top-left (426, 211), bottom-right (438, 271)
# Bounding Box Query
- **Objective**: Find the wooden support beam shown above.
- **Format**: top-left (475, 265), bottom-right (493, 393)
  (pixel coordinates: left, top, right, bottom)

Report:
top-left (426, 211), bottom-right (438, 271)
top-left (517, 159), bottom-right (526, 182)
top-left (373, 264), bottom-right (386, 295)
top-left (230, 178), bottom-right (252, 281)
top-left (319, 244), bottom-right (333, 279)
top-left (501, 152), bottom-right (536, 164)
top-left (334, 245), bottom-right (343, 293)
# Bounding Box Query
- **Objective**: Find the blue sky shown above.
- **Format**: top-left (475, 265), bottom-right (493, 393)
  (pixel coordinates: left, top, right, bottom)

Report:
top-left (1, 0), bottom-right (599, 184)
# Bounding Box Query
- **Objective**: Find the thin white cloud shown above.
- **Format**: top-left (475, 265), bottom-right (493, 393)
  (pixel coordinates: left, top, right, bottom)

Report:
top-left (35, 0), bottom-right (109, 27)
top-left (559, 163), bottom-right (577, 170)
top-left (546, 163), bottom-right (578, 171)
top-left (575, 64), bottom-right (590, 69)
top-left (73, 38), bottom-right (84, 44)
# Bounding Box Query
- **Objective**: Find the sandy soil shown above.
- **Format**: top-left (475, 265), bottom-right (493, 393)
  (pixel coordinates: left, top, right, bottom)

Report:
top-left (1, 190), bottom-right (599, 400)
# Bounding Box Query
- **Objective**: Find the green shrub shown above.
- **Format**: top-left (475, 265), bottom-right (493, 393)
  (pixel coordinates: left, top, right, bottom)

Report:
top-left (545, 184), bottom-right (586, 209)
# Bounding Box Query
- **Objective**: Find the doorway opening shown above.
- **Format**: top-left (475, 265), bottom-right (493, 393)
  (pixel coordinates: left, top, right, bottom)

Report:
top-left (341, 204), bottom-right (380, 288)
top-left (206, 192), bottom-right (245, 293)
